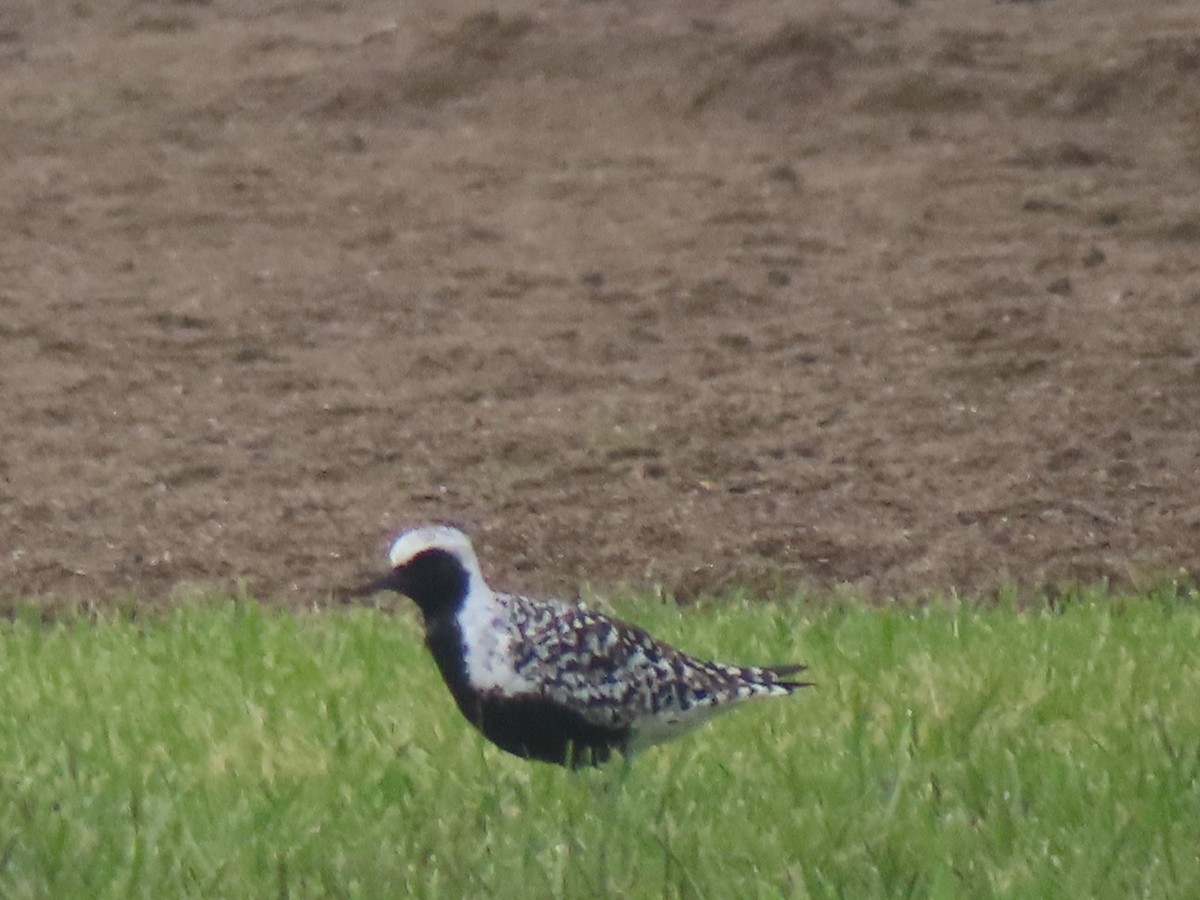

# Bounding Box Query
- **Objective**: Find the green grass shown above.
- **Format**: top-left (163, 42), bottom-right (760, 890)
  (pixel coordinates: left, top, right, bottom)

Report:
top-left (0, 583), bottom-right (1198, 898)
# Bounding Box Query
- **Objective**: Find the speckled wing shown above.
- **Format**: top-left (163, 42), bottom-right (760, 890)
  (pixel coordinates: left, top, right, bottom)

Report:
top-left (503, 594), bottom-right (808, 731)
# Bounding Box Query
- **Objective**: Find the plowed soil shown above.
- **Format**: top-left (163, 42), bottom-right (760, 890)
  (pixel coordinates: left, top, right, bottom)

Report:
top-left (2, 0), bottom-right (1199, 607)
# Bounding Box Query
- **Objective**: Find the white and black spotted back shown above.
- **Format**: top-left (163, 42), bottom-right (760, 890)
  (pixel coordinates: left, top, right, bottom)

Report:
top-left (503, 594), bottom-right (802, 737)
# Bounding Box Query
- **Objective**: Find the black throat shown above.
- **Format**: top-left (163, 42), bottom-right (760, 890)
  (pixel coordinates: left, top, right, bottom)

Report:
top-left (389, 549), bottom-right (476, 714)
top-left (392, 548), bottom-right (471, 622)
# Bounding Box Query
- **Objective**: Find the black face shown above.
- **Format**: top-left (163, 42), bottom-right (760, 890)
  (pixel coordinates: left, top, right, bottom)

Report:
top-left (352, 548), bottom-right (470, 620)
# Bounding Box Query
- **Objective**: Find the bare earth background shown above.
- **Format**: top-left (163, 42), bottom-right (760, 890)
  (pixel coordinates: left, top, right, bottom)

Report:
top-left (2, 0), bottom-right (1199, 607)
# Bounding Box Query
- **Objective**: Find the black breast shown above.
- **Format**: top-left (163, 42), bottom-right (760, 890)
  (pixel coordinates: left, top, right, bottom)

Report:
top-left (468, 693), bottom-right (630, 768)
top-left (423, 617), bottom-right (628, 768)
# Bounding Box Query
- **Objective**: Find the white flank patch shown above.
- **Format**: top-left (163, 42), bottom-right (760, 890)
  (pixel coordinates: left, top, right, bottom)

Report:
top-left (626, 679), bottom-right (792, 752)
top-left (626, 704), bottom-right (729, 753)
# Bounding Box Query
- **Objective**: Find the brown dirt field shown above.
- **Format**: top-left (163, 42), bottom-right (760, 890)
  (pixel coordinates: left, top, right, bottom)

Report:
top-left (2, 0), bottom-right (1199, 608)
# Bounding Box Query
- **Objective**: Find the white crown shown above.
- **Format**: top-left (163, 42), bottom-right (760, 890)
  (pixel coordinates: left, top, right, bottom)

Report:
top-left (387, 525), bottom-right (483, 577)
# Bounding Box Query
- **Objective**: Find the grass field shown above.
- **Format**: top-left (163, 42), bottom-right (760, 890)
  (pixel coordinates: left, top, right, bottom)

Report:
top-left (0, 583), bottom-right (1198, 898)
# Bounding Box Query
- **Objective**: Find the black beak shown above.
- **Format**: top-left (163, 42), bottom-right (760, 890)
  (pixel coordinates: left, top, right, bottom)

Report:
top-left (339, 570), bottom-right (404, 604)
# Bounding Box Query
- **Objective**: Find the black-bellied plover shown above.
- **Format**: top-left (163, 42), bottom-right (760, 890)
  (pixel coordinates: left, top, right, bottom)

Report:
top-left (347, 525), bottom-right (810, 767)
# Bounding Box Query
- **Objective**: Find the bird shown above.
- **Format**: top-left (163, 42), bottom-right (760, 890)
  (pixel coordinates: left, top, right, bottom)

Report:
top-left (346, 524), bottom-right (810, 768)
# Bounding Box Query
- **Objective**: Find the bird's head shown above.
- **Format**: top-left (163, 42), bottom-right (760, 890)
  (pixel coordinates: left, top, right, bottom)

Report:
top-left (346, 525), bottom-right (486, 618)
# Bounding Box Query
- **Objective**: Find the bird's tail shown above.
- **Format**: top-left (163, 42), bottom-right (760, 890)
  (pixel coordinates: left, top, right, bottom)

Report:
top-left (758, 663), bottom-right (814, 691)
